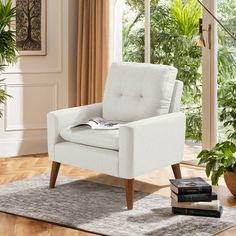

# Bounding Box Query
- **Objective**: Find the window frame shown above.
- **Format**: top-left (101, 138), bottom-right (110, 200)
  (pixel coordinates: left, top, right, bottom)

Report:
top-left (115, 0), bottom-right (218, 151)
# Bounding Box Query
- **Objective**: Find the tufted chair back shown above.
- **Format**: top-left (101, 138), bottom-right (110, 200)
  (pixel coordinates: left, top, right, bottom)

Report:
top-left (103, 62), bottom-right (181, 122)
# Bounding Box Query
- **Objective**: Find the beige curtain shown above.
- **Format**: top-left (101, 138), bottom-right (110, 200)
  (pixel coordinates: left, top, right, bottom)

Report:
top-left (77, 0), bottom-right (109, 106)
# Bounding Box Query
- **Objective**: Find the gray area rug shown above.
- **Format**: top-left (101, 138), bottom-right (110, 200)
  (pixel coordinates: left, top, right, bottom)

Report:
top-left (0, 174), bottom-right (235, 236)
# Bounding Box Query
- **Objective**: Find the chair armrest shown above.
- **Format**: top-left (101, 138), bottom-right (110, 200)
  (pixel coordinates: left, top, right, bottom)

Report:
top-left (119, 112), bottom-right (186, 179)
top-left (47, 103), bottom-right (102, 160)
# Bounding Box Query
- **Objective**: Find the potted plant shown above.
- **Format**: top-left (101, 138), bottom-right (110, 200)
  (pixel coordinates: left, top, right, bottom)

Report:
top-left (0, 0), bottom-right (17, 117)
top-left (197, 81), bottom-right (236, 198)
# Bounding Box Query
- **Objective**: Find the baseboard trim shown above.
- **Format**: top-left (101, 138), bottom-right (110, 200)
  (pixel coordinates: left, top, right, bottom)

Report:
top-left (0, 137), bottom-right (47, 158)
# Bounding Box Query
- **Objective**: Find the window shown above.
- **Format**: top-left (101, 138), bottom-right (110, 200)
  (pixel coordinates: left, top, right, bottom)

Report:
top-left (122, 0), bottom-right (203, 161)
top-left (118, 0), bottom-right (236, 162)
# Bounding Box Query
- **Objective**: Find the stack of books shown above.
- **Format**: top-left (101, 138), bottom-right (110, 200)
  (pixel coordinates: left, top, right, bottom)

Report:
top-left (170, 177), bottom-right (223, 218)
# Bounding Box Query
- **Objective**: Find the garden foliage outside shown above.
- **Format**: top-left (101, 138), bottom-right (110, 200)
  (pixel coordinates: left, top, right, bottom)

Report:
top-left (123, 0), bottom-right (236, 143)
top-left (197, 81), bottom-right (236, 185)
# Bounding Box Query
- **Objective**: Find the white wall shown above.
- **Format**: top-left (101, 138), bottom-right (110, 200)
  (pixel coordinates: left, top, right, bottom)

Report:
top-left (0, 0), bottom-right (78, 157)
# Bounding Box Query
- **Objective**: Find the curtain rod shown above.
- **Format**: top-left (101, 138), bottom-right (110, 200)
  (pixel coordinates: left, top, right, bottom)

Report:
top-left (196, 0), bottom-right (236, 41)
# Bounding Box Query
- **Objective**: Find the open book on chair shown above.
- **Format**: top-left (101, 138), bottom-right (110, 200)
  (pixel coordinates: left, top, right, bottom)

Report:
top-left (71, 117), bottom-right (125, 130)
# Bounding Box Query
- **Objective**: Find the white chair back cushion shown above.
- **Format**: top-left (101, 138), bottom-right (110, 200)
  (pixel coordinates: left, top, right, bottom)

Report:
top-left (103, 62), bottom-right (178, 122)
top-left (169, 80), bottom-right (183, 113)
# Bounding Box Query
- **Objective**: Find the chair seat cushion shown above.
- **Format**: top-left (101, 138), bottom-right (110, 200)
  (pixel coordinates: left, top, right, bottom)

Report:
top-left (60, 127), bottom-right (119, 151)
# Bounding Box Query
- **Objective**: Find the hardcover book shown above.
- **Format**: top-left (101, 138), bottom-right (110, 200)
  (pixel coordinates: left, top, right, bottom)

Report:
top-left (171, 199), bottom-right (220, 211)
top-left (171, 191), bottom-right (217, 202)
top-left (170, 177), bottom-right (212, 194)
top-left (172, 206), bottom-right (223, 218)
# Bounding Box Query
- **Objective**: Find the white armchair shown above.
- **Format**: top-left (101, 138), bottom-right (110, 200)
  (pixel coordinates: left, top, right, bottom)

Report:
top-left (47, 62), bottom-right (186, 209)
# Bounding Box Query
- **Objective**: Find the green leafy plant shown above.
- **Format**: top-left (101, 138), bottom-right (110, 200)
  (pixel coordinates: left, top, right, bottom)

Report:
top-left (123, 0), bottom-right (236, 143)
top-left (197, 81), bottom-right (236, 185)
top-left (0, 0), bottom-right (17, 118)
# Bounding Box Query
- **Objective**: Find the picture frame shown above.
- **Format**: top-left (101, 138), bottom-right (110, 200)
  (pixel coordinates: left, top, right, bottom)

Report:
top-left (14, 0), bottom-right (47, 56)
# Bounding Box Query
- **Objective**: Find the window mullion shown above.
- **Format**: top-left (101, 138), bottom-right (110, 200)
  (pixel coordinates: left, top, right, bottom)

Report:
top-left (144, 0), bottom-right (150, 63)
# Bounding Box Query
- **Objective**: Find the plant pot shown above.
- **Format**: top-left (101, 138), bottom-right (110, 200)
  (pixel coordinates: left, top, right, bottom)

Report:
top-left (224, 171), bottom-right (236, 198)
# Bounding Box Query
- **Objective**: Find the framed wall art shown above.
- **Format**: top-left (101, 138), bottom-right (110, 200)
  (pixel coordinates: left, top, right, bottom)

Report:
top-left (15, 0), bottom-right (47, 56)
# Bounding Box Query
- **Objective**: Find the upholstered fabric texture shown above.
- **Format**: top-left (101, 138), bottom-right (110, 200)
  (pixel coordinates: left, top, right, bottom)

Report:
top-left (119, 112), bottom-right (185, 178)
top-left (47, 103), bottom-right (103, 160)
top-left (55, 142), bottom-right (119, 177)
top-left (60, 127), bottom-right (119, 150)
top-left (49, 112), bottom-right (185, 179)
top-left (169, 80), bottom-right (183, 113)
top-left (103, 62), bottom-right (177, 122)
top-left (47, 62), bottom-right (186, 179)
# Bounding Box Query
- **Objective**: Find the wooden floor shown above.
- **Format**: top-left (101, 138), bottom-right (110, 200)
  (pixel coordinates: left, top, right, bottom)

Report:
top-left (0, 154), bottom-right (236, 236)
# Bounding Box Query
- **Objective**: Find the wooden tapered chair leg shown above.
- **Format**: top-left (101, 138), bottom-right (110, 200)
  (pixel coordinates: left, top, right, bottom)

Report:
top-left (171, 163), bottom-right (182, 179)
top-left (125, 179), bottom-right (134, 210)
top-left (49, 161), bottom-right (61, 188)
